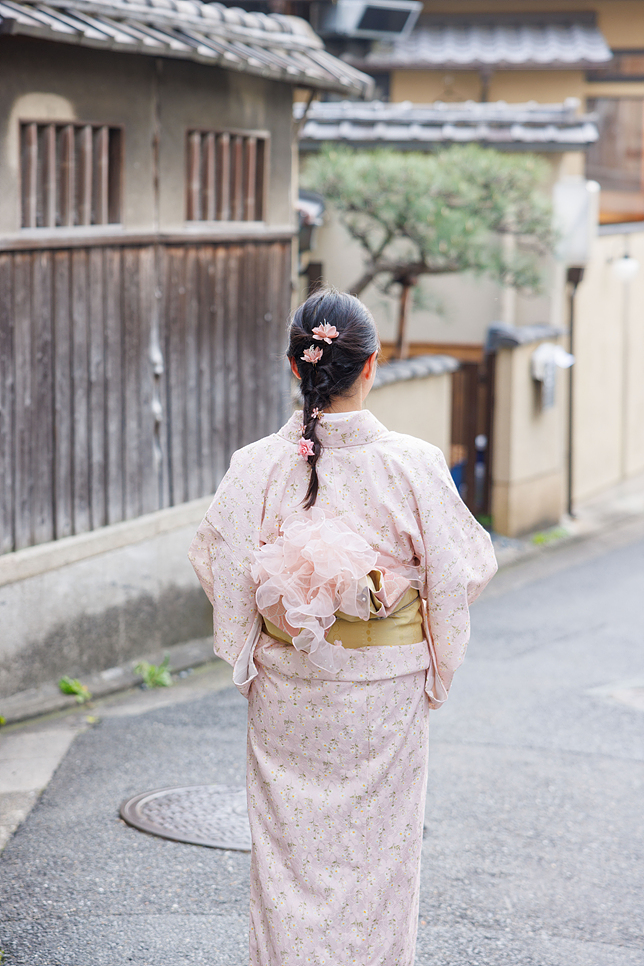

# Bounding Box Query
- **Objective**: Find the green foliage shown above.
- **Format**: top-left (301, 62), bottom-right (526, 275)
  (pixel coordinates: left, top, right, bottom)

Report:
top-left (302, 144), bottom-right (555, 295)
top-left (58, 676), bottom-right (92, 704)
top-left (531, 526), bottom-right (569, 546)
top-left (134, 655), bottom-right (173, 689)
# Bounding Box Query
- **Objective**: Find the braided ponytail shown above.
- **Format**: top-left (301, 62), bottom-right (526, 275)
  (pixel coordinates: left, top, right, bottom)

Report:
top-left (287, 289), bottom-right (379, 509)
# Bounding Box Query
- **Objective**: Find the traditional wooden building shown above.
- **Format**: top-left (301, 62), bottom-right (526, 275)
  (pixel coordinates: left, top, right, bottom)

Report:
top-left (0, 0), bottom-right (371, 700)
top-left (0, 0), bottom-right (371, 556)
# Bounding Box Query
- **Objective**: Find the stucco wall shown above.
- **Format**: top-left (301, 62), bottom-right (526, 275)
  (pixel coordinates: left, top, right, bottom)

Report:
top-left (366, 371), bottom-right (452, 459)
top-left (390, 70), bottom-right (584, 107)
top-left (0, 35), bottom-right (294, 236)
top-left (491, 338), bottom-right (567, 537)
top-left (572, 230), bottom-right (644, 503)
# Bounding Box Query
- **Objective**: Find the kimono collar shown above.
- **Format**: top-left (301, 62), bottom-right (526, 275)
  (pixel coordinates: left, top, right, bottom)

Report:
top-left (279, 410), bottom-right (389, 448)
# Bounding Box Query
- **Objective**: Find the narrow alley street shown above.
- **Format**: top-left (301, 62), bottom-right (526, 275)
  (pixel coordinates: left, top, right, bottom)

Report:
top-left (1, 520), bottom-right (643, 966)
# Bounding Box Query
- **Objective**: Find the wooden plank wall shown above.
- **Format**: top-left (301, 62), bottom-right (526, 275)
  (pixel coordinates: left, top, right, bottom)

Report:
top-left (0, 238), bottom-right (291, 553)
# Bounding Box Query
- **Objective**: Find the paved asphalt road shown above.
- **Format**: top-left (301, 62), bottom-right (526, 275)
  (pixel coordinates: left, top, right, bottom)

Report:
top-left (1, 526), bottom-right (643, 965)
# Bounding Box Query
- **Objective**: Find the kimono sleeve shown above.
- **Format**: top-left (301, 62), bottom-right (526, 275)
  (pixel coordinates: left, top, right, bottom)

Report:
top-left (188, 511), bottom-right (261, 675)
top-left (417, 447), bottom-right (498, 706)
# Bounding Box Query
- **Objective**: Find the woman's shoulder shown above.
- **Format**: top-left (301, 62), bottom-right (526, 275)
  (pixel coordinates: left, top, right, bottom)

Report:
top-left (377, 430), bottom-right (448, 468)
top-left (229, 431), bottom-right (292, 468)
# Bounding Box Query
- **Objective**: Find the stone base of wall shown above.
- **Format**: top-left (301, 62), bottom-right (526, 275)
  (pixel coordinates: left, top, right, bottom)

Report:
top-left (492, 470), bottom-right (564, 538)
top-left (0, 500), bottom-right (213, 699)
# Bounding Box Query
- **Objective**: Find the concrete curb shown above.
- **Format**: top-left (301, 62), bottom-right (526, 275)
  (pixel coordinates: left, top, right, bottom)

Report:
top-left (0, 636), bottom-right (215, 727)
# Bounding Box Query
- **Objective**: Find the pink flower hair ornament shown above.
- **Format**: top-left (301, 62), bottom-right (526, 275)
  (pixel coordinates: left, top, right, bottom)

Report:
top-left (301, 345), bottom-right (323, 365)
top-left (298, 437), bottom-right (315, 460)
top-left (312, 322), bottom-right (339, 344)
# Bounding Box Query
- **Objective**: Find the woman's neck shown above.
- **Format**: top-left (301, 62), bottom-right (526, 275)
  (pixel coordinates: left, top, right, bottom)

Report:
top-left (324, 394), bottom-right (363, 414)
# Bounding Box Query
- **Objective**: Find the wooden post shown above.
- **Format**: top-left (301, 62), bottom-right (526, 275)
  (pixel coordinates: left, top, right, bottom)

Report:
top-left (394, 279), bottom-right (413, 360)
top-left (79, 124), bottom-right (93, 226)
top-left (254, 139), bottom-right (265, 220)
top-left (61, 124), bottom-right (75, 227)
top-left (23, 122), bottom-right (38, 228)
top-left (482, 351), bottom-right (496, 519)
top-left (45, 124), bottom-right (57, 228)
top-left (463, 362), bottom-right (478, 513)
top-left (187, 131), bottom-right (202, 221)
top-left (217, 133), bottom-right (230, 221)
top-left (306, 261), bottom-right (323, 296)
top-left (244, 136), bottom-right (257, 221)
top-left (203, 131), bottom-right (216, 221)
top-left (231, 135), bottom-right (244, 221)
top-left (95, 125), bottom-right (109, 225)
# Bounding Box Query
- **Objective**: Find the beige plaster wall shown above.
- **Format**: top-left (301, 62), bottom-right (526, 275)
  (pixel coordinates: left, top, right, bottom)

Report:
top-left (366, 372), bottom-right (452, 459)
top-left (489, 71), bottom-right (585, 105)
top-left (0, 35), bottom-right (294, 236)
top-left (390, 71), bottom-right (482, 104)
top-left (571, 231), bottom-right (644, 503)
top-left (390, 69), bottom-right (584, 107)
top-left (491, 339), bottom-right (567, 536)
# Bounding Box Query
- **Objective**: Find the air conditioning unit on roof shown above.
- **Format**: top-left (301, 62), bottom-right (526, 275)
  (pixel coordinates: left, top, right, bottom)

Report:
top-left (313, 0), bottom-right (421, 40)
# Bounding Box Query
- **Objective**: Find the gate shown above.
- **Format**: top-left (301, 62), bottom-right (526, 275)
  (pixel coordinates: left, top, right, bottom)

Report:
top-left (449, 355), bottom-right (495, 521)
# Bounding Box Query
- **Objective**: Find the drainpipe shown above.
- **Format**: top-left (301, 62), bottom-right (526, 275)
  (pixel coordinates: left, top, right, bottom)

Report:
top-left (566, 266), bottom-right (584, 518)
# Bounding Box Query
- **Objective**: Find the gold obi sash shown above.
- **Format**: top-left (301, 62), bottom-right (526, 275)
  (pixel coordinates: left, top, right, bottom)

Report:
top-left (263, 571), bottom-right (423, 649)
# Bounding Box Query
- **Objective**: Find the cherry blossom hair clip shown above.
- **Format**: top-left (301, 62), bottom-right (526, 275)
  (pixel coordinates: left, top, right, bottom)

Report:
top-left (312, 321), bottom-right (339, 344)
top-left (298, 437), bottom-right (315, 460)
top-left (301, 409), bottom-right (322, 434)
top-left (301, 345), bottom-right (323, 365)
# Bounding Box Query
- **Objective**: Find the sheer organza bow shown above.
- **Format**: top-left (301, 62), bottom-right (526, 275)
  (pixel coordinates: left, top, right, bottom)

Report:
top-left (251, 508), bottom-right (412, 672)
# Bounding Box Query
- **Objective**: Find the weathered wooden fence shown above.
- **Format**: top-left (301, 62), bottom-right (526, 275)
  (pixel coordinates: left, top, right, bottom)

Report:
top-left (0, 235), bottom-right (292, 553)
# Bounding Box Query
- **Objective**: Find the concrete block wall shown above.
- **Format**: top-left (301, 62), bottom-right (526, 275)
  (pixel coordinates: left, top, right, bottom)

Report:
top-left (0, 500), bottom-right (212, 699)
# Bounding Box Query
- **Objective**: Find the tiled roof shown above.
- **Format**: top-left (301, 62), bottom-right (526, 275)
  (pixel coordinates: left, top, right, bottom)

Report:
top-left (373, 354), bottom-right (459, 389)
top-left (297, 99), bottom-right (598, 151)
top-left (0, 0), bottom-right (374, 96)
top-left (362, 16), bottom-right (612, 70)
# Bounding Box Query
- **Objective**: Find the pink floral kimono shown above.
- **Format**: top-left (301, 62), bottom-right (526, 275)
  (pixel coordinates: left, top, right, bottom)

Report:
top-left (189, 410), bottom-right (497, 966)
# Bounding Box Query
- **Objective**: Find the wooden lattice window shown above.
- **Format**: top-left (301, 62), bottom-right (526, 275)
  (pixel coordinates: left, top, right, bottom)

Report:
top-left (20, 121), bottom-right (122, 229)
top-left (186, 130), bottom-right (267, 222)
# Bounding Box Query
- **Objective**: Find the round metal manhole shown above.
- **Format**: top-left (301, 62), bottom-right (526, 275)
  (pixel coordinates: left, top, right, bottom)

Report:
top-left (120, 784), bottom-right (251, 851)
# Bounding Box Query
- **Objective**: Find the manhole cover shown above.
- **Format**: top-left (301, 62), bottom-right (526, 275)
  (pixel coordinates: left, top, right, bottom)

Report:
top-left (120, 784), bottom-right (251, 851)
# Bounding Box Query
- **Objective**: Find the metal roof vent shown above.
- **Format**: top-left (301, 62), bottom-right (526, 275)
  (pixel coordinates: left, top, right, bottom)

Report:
top-left (313, 0), bottom-right (421, 40)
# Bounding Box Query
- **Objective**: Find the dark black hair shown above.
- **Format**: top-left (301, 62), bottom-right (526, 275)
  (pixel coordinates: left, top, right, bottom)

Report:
top-left (287, 289), bottom-right (379, 509)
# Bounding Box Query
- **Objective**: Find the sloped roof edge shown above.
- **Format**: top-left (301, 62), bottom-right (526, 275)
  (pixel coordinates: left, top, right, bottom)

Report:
top-left (0, 0), bottom-right (374, 97)
top-left (296, 99), bottom-right (598, 151)
top-left (357, 18), bottom-right (612, 71)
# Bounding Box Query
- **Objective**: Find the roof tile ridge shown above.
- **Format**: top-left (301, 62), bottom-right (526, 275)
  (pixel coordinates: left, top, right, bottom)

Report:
top-left (20, 0), bottom-right (325, 49)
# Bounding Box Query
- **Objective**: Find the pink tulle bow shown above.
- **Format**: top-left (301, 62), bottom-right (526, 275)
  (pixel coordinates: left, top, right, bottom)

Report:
top-left (312, 323), bottom-right (339, 344)
top-left (252, 508), bottom-right (381, 672)
top-left (251, 508), bottom-right (420, 675)
top-left (298, 437), bottom-right (315, 459)
top-left (301, 345), bottom-right (323, 364)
